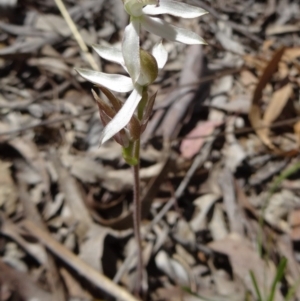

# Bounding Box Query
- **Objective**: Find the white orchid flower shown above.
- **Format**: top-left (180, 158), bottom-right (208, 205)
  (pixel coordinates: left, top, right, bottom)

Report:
top-left (75, 42), bottom-right (167, 145)
top-left (122, 0), bottom-right (207, 81)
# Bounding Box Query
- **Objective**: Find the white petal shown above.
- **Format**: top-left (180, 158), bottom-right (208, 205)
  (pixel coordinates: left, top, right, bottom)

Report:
top-left (143, 0), bottom-right (207, 18)
top-left (75, 68), bottom-right (133, 93)
top-left (152, 41), bottom-right (168, 70)
top-left (92, 44), bottom-right (124, 66)
top-left (92, 44), bottom-right (129, 73)
top-left (122, 20), bottom-right (141, 83)
top-left (100, 85), bottom-right (143, 144)
top-left (142, 16), bottom-right (207, 45)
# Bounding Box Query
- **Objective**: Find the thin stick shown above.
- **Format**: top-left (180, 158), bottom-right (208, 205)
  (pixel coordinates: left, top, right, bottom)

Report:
top-left (132, 140), bottom-right (143, 295)
top-left (53, 0), bottom-right (99, 71)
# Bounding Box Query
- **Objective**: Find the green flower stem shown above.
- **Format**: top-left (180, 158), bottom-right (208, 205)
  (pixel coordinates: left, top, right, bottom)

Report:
top-left (132, 89), bottom-right (147, 295)
top-left (123, 139), bottom-right (143, 295)
top-left (132, 139), bottom-right (143, 295)
top-left (122, 86), bottom-right (149, 295)
top-left (123, 142), bottom-right (139, 166)
top-left (137, 88), bottom-right (149, 120)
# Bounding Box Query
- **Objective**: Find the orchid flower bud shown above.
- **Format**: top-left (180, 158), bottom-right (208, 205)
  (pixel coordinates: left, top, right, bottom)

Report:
top-left (137, 49), bottom-right (158, 86)
top-left (124, 0), bottom-right (158, 17)
top-left (92, 89), bottom-right (130, 147)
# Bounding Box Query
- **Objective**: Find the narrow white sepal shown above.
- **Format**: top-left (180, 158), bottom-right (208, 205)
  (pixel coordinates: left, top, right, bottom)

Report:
top-left (122, 20), bottom-right (141, 83)
top-left (143, 0), bottom-right (208, 19)
top-left (92, 44), bottom-right (124, 66)
top-left (75, 68), bottom-right (134, 93)
top-left (142, 16), bottom-right (207, 45)
top-left (100, 85), bottom-right (143, 144)
top-left (152, 41), bottom-right (168, 70)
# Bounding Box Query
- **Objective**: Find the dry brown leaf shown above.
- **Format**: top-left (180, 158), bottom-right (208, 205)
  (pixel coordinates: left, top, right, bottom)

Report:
top-left (27, 57), bottom-right (70, 78)
top-left (23, 220), bottom-right (139, 301)
top-left (93, 154), bottom-right (172, 229)
top-left (264, 190), bottom-right (298, 232)
top-left (209, 204), bottom-right (228, 241)
top-left (62, 154), bottom-right (106, 184)
top-left (216, 32), bottom-right (245, 55)
top-left (278, 61), bottom-right (290, 79)
top-left (243, 54), bottom-right (268, 72)
top-left (266, 24), bottom-right (300, 36)
top-left (240, 70), bottom-right (258, 87)
top-left (0, 216), bottom-right (47, 265)
top-left (283, 47), bottom-right (300, 62)
top-left (190, 194), bottom-right (220, 232)
top-left (9, 138), bottom-right (50, 192)
top-left (209, 234), bottom-right (283, 301)
top-left (263, 83), bottom-right (293, 125)
top-left (0, 259), bottom-right (53, 301)
top-left (249, 47), bottom-right (285, 149)
top-left (0, 161), bottom-right (17, 215)
top-left (173, 219), bottom-right (196, 248)
top-left (50, 152), bottom-right (93, 237)
top-left (155, 250), bottom-right (190, 287)
top-left (60, 267), bottom-right (92, 300)
top-left (293, 121), bottom-right (300, 148)
top-left (289, 209), bottom-right (300, 241)
top-left (79, 224), bottom-right (110, 272)
top-left (35, 14), bottom-right (71, 37)
top-left (180, 121), bottom-right (221, 159)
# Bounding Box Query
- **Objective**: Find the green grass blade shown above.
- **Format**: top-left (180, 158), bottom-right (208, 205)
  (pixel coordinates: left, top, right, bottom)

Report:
top-left (250, 270), bottom-right (264, 301)
top-left (267, 257), bottom-right (287, 301)
top-left (285, 276), bottom-right (300, 301)
top-left (258, 161), bottom-right (300, 257)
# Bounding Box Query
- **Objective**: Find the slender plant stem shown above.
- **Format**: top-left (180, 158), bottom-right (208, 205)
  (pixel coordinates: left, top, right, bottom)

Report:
top-left (132, 139), bottom-right (143, 295)
top-left (53, 0), bottom-right (99, 71)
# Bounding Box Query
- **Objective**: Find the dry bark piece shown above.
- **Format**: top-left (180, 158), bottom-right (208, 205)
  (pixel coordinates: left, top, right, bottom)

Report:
top-left (218, 168), bottom-right (244, 235)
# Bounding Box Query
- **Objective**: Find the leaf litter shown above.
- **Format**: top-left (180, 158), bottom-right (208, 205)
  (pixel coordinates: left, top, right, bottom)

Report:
top-left (1, 0), bottom-right (300, 301)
